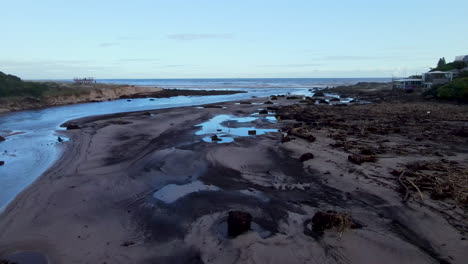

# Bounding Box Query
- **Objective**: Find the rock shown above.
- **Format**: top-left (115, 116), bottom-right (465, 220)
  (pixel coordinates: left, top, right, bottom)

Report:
top-left (64, 123), bottom-right (80, 130)
top-left (228, 211), bottom-right (252, 237)
top-left (286, 96), bottom-right (301, 100)
top-left (313, 91), bottom-right (324, 97)
top-left (299, 153), bottom-right (314, 162)
top-left (454, 128), bottom-right (468, 137)
top-left (0, 136), bottom-right (5, 142)
top-left (316, 99), bottom-right (329, 104)
top-left (259, 109), bottom-right (268, 114)
top-left (204, 105), bottom-right (223, 108)
top-left (309, 210), bottom-right (361, 234)
top-left (127, 99), bottom-right (132, 102)
top-left (248, 130), bottom-right (256, 135)
top-left (329, 97), bottom-right (340, 102)
top-left (291, 127), bottom-right (316, 142)
top-left (360, 148), bottom-right (375, 155)
top-left (239, 101), bottom-right (252, 104)
top-left (0, 161), bottom-right (4, 166)
top-left (264, 101), bottom-right (273, 105)
top-left (143, 112), bottom-right (152, 116)
top-left (271, 95), bottom-right (278, 100)
top-left (120, 241), bottom-right (135, 247)
top-left (211, 135), bottom-right (222, 142)
top-left (149, 98), bottom-right (155, 101)
top-left (348, 154), bottom-right (377, 165)
top-left (281, 134), bottom-right (291, 143)
top-left (57, 137), bottom-right (64, 143)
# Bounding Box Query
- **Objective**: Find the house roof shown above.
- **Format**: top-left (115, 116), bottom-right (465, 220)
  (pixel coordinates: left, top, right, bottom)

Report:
top-left (395, 79), bottom-right (422, 82)
top-left (455, 55), bottom-right (468, 61)
top-left (426, 71), bottom-right (452, 74)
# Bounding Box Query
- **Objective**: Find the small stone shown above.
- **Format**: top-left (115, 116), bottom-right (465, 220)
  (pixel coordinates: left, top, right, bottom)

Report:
top-left (0, 161), bottom-right (4, 166)
top-left (57, 137), bottom-right (64, 142)
top-left (121, 241), bottom-right (135, 247)
top-left (348, 154), bottom-right (377, 165)
top-left (264, 101), bottom-right (273, 105)
top-left (228, 211), bottom-right (252, 237)
top-left (259, 109), bottom-right (268, 114)
top-left (248, 130), bottom-right (256, 135)
top-left (211, 135), bottom-right (222, 142)
top-left (0, 136), bottom-right (5, 142)
top-left (299, 153), bottom-right (314, 162)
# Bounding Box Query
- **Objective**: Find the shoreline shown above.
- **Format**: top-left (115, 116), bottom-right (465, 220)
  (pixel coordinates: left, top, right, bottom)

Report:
top-left (1, 86), bottom-right (467, 263)
top-left (0, 86), bottom-right (246, 114)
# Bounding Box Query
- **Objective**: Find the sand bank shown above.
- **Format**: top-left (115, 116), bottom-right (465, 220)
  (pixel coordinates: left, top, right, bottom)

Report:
top-left (0, 91), bottom-right (467, 263)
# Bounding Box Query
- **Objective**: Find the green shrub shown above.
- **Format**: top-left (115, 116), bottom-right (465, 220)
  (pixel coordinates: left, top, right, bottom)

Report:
top-left (437, 77), bottom-right (468, 100)
top-left (431, 61), bottom-right (466, 72)
top-left (456, 71), bottom-right (468, 79)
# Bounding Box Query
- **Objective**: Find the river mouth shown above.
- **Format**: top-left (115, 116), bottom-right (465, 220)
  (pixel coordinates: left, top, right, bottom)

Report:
top-left (195, 115), bottom-right (278, 144)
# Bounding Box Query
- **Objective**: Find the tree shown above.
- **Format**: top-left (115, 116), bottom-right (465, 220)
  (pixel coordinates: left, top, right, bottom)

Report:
top-left (437, 57), bottom-right (446, 68)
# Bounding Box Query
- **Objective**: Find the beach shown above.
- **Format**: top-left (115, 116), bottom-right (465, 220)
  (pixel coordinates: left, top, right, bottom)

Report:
top-left (0, 85), bottom-right (467, 264)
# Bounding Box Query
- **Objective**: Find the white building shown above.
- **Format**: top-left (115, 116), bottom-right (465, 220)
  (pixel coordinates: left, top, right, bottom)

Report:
top-left (393, 78), bottom-right (422, 91)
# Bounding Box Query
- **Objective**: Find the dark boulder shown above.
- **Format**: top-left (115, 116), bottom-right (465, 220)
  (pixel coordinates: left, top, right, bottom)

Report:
top-left (0, 136), bottom-right (5, 142)
top-left (348, 154), bottom-right (377, 165)
top-left (248, 130), bottom-right (256, 135)
top-left (228, 211), bottom-right (252, 237)
top-left (259, 109), bottom-right (268, 114)
top-left (0, 161), bottom-right (4, 166)
top-left (264, 101), bottom-right (273, 105)
top-left (57, 137), bottom-right (63, 143)
top-left (299, 153), bottom-right (314, 162)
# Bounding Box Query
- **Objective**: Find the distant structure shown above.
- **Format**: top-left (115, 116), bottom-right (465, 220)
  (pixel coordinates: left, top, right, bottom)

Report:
top-left (454, 55), bottom-right (468, 65)
top-left (73, 77), bottom-right (96, 84)
top-left (422, 71), bottom-right (454, 88)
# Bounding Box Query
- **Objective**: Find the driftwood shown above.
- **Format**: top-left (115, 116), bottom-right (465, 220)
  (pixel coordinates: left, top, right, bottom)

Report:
top-left (407, 178), bottom-right (424, 201)
top-left (398, 170), bottom-right (410, 202)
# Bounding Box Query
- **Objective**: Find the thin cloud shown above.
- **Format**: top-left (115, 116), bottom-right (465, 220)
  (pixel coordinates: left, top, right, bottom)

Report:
top-left (119, 58), bottom-right (160, 62)
top-left (325, 55), bottom-right (387, 61)
top-left (261, 63), bottom-right (323, 67)
top-left (167, 33), bottom-right (232, 41)
top-left (99, 42), bottom-right (120, 48)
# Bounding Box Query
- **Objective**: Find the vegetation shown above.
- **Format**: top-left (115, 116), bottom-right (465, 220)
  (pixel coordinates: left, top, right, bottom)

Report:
top-left (437, 57), bottom-right (446, 68)
top-left (430, 61), bottom-right (466, 72)
top-left (0, 71), bottom-right (89, 98)
top-left (436, 77), bottom-right (468, 100)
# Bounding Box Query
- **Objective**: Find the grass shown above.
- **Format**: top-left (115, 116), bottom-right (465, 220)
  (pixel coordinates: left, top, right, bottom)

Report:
top-left (0, 71), bottom-right (90, 98)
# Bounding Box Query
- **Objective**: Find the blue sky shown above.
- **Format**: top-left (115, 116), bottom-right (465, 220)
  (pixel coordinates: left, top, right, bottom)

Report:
top-left (1, 0), bottom-right (467, 79)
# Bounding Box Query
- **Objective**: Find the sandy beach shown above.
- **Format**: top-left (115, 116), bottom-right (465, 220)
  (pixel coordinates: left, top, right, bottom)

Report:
top-left (0, 88), bottom-right (467, 263)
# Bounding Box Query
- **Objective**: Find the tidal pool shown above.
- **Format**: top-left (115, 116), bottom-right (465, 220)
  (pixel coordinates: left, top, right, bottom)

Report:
top-left (153, 180), bottom-right (220, 203)
top-left (195, 115), bottom-right (278, 143)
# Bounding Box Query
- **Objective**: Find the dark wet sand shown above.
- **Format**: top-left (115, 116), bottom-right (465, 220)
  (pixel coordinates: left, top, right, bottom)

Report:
top-left (0, 94), bottom-right (467, 264)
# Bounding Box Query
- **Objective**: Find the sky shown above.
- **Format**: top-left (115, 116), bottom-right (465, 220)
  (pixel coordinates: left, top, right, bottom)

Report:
top-left (1, 0), bottom-right (467, 79)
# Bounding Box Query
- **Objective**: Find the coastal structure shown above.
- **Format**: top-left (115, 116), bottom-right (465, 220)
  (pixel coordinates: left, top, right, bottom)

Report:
top-left (393, 78), bottom-right (422, 91)
top-left (73, 77), bottom-right (96, 84)
top-left (422, 71), bottom-right (453, 88)
top-left (454, 55), bottom-right (468, 65)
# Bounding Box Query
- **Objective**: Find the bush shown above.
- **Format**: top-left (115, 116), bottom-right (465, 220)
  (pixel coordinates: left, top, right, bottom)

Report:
top-left (431, 61), bottom-right (466, 72)
top-left (456, 71), bottom-right (468, 79)
top-left (437, 77), bottom-right (468, 100)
